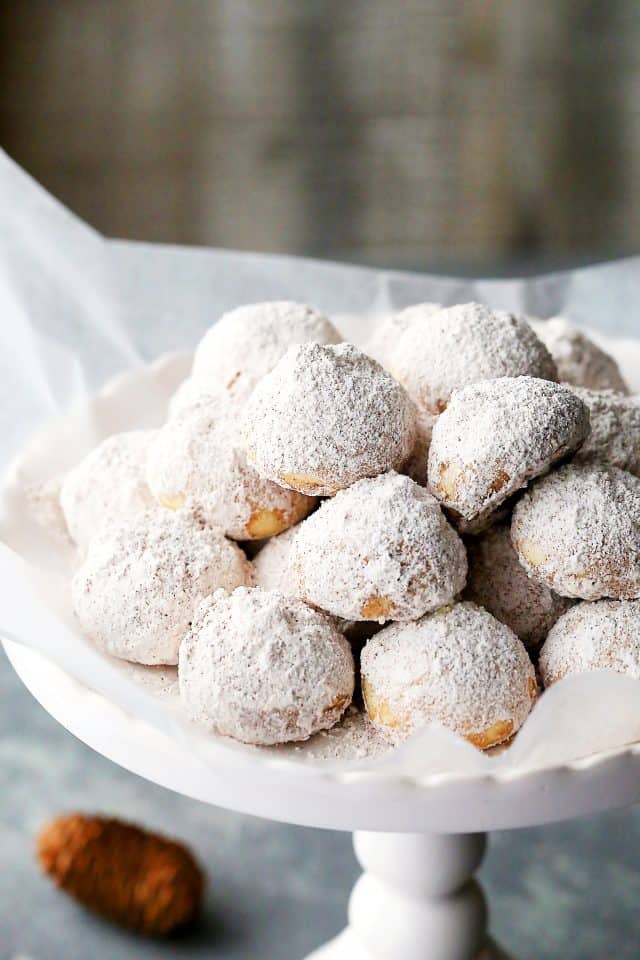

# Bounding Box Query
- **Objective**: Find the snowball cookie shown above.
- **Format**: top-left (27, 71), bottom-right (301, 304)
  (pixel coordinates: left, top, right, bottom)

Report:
top-left (289, 473), bottom-right (467, 622)
top-left (191, 301), bottom-right (341, 403)
top-left (366, 303), bottom-right (442, 483)
top-left (391, 302), bottom-right (557, 440)
top-left (253, 526), bottom-right (299, 595)
top-left (167, 378), bottom-right (220, 419)
top-left (539, 600), bottom-right (640, 686)
top-left (572, 388), bottom-right (640, 476)
top-left (254, 530), bottom-right (384, 647)
top-left (72, 511), bottom-right (253, 665)
top-left (512, 464), bottom-right (640, 601)
top-left (361, 602), bottom-right (536, 750)
top-left (533, 316), bottom-right (629, 393)
top-left (365, 302), bottom-right (441, 368)
top-left (146, 395), bottom-right (315, 540)
top-left (464, 522), bottom-right (574, 650)
top-left (178, 587), bottom-right (355, 745)
top-left (428, 377), bottom-right (590, 525)
top-left (242, 343), bottom-right (417, 497)
top-left (60, 430), bottom-right (155, 549)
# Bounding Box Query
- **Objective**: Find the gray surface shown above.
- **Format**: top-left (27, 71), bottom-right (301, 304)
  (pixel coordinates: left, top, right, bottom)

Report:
top-left (2, 650), bottom-right (640, 958)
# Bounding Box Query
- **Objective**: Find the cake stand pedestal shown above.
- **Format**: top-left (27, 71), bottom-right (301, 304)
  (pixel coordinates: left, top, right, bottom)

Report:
top-left (5, 639), bottom-right (640, 960)
top-left (307, 832), bottom-right (498, 960)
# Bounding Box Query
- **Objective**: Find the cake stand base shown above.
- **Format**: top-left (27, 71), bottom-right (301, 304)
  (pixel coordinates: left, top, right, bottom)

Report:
top-left (305, 932), bottom-right (510, 959)
top-left (303, 831), bottom-right (510, 960)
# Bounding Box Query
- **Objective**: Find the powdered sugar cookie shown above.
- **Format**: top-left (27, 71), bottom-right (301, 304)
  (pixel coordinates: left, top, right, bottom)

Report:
top-left (464, 522), bottom-right (574, 650)
top-left (392, 302), bottom-right (557, 441)
top-left (361, 602), bottom-right (536, 750)
top-left (512, 464), bottom-right (640, 600)
top-left (289, 473), bottom-right (467, 622)
top-left (428, 377), bottom-right (590, 526)
top-left (365, 302), bottom-right (442, 369)
top-left (253, 526), bottom-right (299, 595)
top-left (179, 587), bottom-right (354, 745)
top-left (539, 599), bottom-right (640, 685)
top-left (572, 388), bottom-right (640, 475)
top-left (533, 316), bottom-right (629, 393)
top-left (191, 301), bottom-right (341, 402)
top-left (253, 530), bottom-right (385, 654)
top-left (72, 510), bottom-right (253, 665)
top-left (167, 378), bottom-right (220, 419)
top-left (242, 343), bottom-right (417, 496)
top-left (60, 431), bottom-right (156, 549)
top-left (146, 395), bottom-right (315, 540)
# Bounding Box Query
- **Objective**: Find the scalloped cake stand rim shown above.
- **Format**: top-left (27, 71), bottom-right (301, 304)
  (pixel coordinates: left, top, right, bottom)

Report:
top-left (6, 639), bottom-right (640, 834)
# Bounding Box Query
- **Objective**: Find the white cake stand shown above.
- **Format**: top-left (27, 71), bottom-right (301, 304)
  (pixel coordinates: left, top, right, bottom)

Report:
top-left (6, 638), bottom-right (640, 960)
top-left (4, 342), bottom-right (640, 959)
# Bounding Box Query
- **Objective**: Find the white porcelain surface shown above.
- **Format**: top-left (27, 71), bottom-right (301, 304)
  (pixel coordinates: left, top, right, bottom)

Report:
top-left (6, 638), bottom-right (640, 834)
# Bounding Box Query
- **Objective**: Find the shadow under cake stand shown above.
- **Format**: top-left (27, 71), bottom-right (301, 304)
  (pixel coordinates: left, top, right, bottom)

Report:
top-left (5, 640), bottom-right (640, 960)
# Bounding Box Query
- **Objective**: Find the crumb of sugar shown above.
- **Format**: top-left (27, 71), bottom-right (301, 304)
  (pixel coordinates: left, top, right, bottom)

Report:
top-left (116, 661), bottom-right (180, 704)
top-left (270, 705), bottom-right (393, 763)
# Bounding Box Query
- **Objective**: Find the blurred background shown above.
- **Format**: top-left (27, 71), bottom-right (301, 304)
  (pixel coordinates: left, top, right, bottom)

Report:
top-left (1, 1), bottom-right (639, 271)
top-left (2, 4), bottom-right (640, 960)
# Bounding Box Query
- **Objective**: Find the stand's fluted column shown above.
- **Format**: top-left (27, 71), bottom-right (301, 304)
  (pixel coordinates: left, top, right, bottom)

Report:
top-left (305, 831), bottom-right (499, 960)
top-left (349, 832), bottom-right (488, 960)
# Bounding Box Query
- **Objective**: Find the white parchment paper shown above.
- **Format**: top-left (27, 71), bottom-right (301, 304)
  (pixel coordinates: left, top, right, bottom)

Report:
top-left (2, 147), bottom-right (640, 779)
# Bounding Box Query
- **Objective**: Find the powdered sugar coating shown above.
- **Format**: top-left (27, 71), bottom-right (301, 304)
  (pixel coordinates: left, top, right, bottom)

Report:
top-left (366, 302), bottom-right (443, 483)
top-left (572, 388), bottom-right (640, 475)
top-left (464, 522), bottom-right (574, 650)
top-left (533, 317), bottom-right (629, 393)
top-left (272, 705), bottom-right (393, 762)
top-left (167, 378), bottom-right (231, 419)
top-left (26, 475), bottom-right (73, 548)
top-left (192, 301), bottom-right (341, 403)
top-left (242, 343), bottom-right (417, 496)
top-left (289, 473), bottom-right (467, 622)
top-left (118, 662), bottom-right (180, 704)
top-left (72, 510), bottom-right (253, 665)
top-left (178, 587), bottom-right (354, 745)
top-left (428, 377), bottom-right (590, 523)
top-left (60, 431), bottom-right (156, 549)
top-left (392, 303), bottom-right (558, 440)
top-left (146, 395), bottom-right (315, 540)
top-left (539, 599), bottom-right (640, 685)
top-left (361, 602), bottom-right (536, 749)
top-left (512, 464), bottom-right (640, 600)
top-left (365, 302), bottom-right (442, 369)
top-left (253, 526), bottom-right (300, 595)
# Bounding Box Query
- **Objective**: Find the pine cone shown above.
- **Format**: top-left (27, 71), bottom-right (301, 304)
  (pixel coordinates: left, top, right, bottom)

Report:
top-left (37, 814), bottom-right (204, 936)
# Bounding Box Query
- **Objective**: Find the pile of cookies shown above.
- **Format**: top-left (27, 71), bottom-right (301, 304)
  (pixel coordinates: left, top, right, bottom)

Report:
top-left (59, 300), bottom-right (640, 753)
